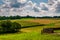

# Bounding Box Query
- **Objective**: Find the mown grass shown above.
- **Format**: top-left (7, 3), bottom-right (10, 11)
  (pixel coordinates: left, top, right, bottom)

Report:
top-left (0, 18), bottom-right (60, 40)
top-left (0, 32), bottom-right (41, 40)
top-left (0, 32), bottom-right (60, 40)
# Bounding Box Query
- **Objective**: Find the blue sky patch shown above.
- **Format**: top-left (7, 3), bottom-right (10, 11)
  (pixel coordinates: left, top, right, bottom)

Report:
top-left (0, 0), bottom-right (48, 4)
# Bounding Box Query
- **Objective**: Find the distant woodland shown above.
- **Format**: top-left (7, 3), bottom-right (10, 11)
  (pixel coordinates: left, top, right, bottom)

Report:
top-left (0, 15), bottom-right (60, 20)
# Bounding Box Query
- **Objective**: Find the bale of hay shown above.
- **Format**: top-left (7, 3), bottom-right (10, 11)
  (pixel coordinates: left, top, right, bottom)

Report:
top-left (41, 28), bottom-right (54, 34)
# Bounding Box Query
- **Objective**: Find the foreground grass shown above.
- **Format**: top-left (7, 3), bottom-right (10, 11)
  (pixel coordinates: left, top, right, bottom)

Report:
top-left (0, 32), bottom-right (60, 40)
top-left (0, 32), bottom-right (41, 40)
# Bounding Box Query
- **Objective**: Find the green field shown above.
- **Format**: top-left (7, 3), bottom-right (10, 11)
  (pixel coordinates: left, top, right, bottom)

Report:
top-left (0, 18), bottom-right (60, 40)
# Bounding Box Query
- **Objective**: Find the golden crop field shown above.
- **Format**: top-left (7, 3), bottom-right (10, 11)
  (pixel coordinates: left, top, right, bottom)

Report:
top-left (10, 18), bottom-right (60, 32)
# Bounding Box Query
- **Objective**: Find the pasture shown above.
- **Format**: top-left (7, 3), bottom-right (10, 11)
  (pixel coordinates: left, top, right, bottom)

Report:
top-left (0, 18), bottom-right (60, 40)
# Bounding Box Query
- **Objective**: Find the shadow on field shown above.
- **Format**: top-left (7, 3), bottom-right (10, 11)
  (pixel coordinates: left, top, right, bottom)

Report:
top-left (0, 31), bottom-right (18, 34)
top-left (22, 24), bottom-right (45, 28)
top-left (0, 31), bottom-right (23, 35)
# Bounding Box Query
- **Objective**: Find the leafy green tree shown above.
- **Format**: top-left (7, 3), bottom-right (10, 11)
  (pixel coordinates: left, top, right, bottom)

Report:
top-left (0, 20), bottom-right (21, 33)
top-left (12, 22), bottom-right (21, 32)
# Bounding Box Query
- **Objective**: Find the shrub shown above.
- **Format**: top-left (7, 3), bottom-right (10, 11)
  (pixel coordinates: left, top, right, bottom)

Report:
top-left (0, 20), bottom-right (21, 33)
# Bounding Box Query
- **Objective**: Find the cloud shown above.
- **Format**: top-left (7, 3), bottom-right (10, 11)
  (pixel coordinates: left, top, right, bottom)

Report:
top-left (55, 1), bottom-right (60, 13)
top-left (27, 1), bottom-right (36, 8)
top-left (48, 0), bottom-right (60, 13)
top-left (40, 2), bottom-right (48, 11)
top-left (33, 6), bottom-right (41, 12)
top-left (0, 0), bottom-right (60, 16)
top-left (17, 0), bottom-right (27, 3)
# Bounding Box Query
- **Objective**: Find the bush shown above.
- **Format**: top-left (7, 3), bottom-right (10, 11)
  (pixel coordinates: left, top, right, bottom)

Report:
top-left (0, 20), bottom-right (21, 33)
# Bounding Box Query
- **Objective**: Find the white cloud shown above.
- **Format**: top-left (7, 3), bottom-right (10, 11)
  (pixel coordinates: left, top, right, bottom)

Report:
top-left (40, 2), bottom-right (48, 11)
top-left (54, 1), bottom-right (60, 13)
top-left (0, 0), bottom-right (60, 17)
top-left (27, 1), bottom-right (37, 8)
top-left (17, 0), bottom-right (27, 3)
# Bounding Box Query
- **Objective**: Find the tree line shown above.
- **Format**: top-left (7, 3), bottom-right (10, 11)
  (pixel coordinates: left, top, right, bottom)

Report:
top-left (0, 15), bottom-right (60, 20)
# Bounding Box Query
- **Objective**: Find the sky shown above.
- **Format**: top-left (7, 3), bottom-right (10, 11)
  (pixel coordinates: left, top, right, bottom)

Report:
top-left (0, 0), bottom-right (48, 4)
top-left (31, 0), bottom-right (48, 4)
top-left (0, 0), bottom-right (60, 17)
top-left (0, 0), bottom-right (4, 4)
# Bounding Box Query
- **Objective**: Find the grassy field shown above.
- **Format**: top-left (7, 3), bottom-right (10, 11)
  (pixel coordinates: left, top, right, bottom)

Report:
top-left (0, 18), bottom-right (60, 40)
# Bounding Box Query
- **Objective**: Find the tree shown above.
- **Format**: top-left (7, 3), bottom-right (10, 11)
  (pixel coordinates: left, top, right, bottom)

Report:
top-left (0, 20), bottom-right (21, 33)
top-left (12, 22), bottom-right (21, 32)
